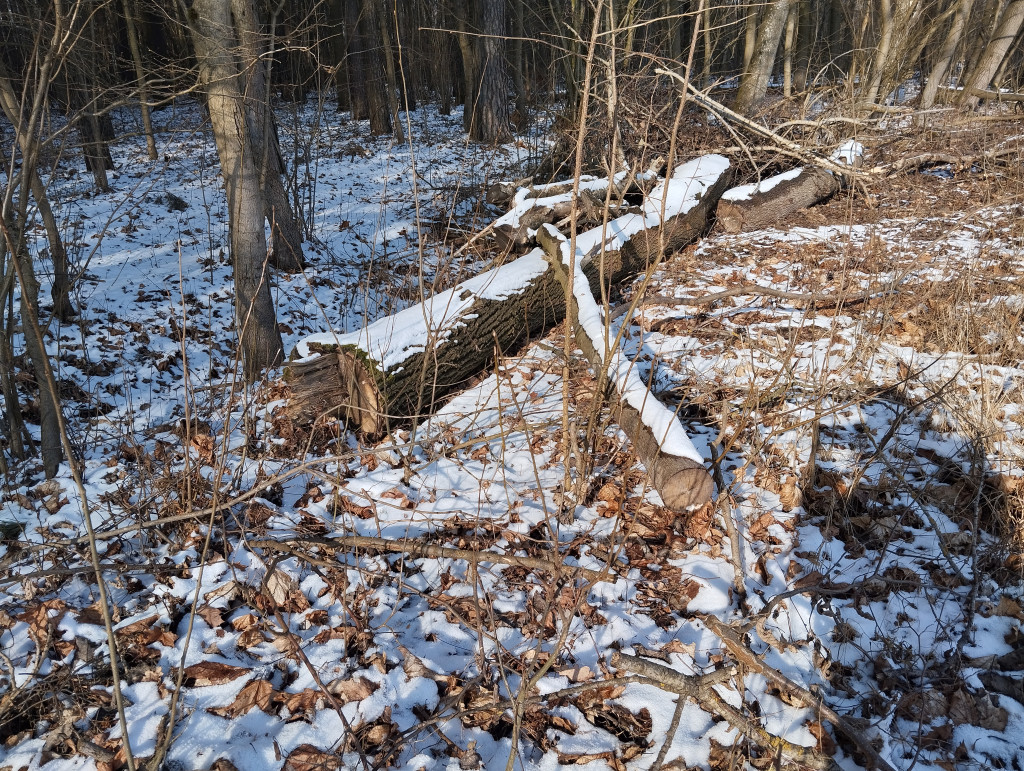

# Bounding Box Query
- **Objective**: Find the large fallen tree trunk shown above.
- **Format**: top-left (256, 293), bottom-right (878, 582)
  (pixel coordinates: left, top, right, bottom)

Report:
top-left (284, 155), bottom-right (731, 436)
top-left (717, 166), bottom-right (839, 234)
top-left (537, 223), bottom-right (714, 510)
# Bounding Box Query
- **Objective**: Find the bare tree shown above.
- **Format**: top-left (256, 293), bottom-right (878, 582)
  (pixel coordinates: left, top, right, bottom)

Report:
top-left (734, 0), bottom-right (791, 114)
top-left (960, 0), bottom-right (1024, 107)
top-left (187, 0), bottom-right (284, 380)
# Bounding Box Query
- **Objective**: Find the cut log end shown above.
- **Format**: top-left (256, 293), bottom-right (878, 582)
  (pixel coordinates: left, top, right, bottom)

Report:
top-left (284, 347), bottom-right (383, 435)
top-left (654, 457), bottom-right (715, 510)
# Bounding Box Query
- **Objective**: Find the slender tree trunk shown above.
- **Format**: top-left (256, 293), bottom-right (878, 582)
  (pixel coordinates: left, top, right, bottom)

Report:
top-left (356, 0), bottom-right (393, 134)
top-left (230, 0), bottom-right (306, 272)
top-left (122, 0), bottom-right (158, 160)
top-left (735, 0), bottom-right (791, 113)
top-left (188, 0), bottom-right (284, 380)
top-left (471, 0), bottom-right (510, 142)
top-left (0, 255), bottom-right (28, 462)
top-left (862, 0), bottom-right (894, 106)
top-left (743, 4), bottom-right (758, 71)
top-left (456, 2), bottom-right (481, 131)
top-left (0, 67), bottom-right (75, 322)
top-left (960, 0), bottom-right (1024, 107)
top-left (369, 0), bottom-right (406, 142)
top-left (2, 208), bottom-right (61, 477)
top-left (920, 0), bottom-right (976, 110)
top-left (345, 0), bottom-right (369, 119)
top-left (783, 0), bottom-right (797, 95)
top-left (794, 0), bottom-right (812, 90)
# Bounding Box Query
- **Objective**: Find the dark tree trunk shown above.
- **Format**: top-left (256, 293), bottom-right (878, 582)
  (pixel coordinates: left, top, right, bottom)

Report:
top-left (470, 0), bottom-right (510, 141)
top-left (358, 0), bottom-right (393, 134)
top-left (345, 0), bottom-right (369, 119)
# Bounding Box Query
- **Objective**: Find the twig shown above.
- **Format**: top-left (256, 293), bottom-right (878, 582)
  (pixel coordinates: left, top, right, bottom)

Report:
top-left (249, 534), bottom-right (613, 584)
top-left (702, 616), bottom-right (898, 771)
top-left (611, 652), bottom-right (834, 770)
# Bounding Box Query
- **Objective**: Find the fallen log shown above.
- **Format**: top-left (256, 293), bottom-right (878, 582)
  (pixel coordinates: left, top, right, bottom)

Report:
top-left (537, 223), bottom-right (714, 510)
top-left (285, 155), bottom-right (732, 437)
top-left (491, 170), bottom-right (649, 249)
top-left (717, 166), bottom-right (839, 234)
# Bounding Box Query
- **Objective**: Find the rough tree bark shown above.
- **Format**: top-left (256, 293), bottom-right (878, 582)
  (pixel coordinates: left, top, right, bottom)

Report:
top-left (188, 0), bottom-right (284, 380)
top-left (470, 0), bottom-right (510, 142)
top-left (283, 156), bottom-right (731, 436)
top-left (716, 167), bottom-right (839, 233)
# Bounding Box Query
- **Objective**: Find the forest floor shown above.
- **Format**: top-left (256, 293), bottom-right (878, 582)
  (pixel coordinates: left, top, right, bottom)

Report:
top-left (1, 100), bottom-right (1024, 771)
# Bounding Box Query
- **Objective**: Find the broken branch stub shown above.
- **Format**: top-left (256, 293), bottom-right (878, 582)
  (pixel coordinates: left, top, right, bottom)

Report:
top-left (717, 167), bottom-right (839, 234)
top-left (284, 155), bottom-right (731, 439)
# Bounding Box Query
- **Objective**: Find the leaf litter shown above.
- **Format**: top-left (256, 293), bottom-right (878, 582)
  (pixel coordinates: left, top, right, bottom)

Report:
top-left (0, 102), bottom-right (1023, 771)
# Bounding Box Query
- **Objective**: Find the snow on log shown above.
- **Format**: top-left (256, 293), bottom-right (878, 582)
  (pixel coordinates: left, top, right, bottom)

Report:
top-left (536, 223), bottom-right (713, 510)
top-left (717, 166), bottom-right (839, 234)
top-left (284, 155), bottom-right (731, 436)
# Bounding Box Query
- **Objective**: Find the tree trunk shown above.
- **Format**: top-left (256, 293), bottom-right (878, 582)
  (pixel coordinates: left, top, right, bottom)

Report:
top-left (122, 0), bottom-right (158, 160)
top-left (358, 0), bottom-right (393, 134)
top-left (345, 0), bottom-right (369, 119)
top-left (960, 0), bottom-right (1024, 108)
top-left (189, 0), bottom-right (284, 380)
top-left (456, 1), bottom-right (481, 131)
top-left (2, 211), bottom-right (62, 477)
top-left (536, 224), bottom-right (714, 511)
top-left (284, 156), bottom-right (731, 434)
top-left (471, 0), bottom-right (510, 142)
top-left (0, 66), bottom-right (75, 323)
top-left (230, 0), bottom-right (306, 273)
top-left (920, 0), bottom-right (976, 111)
top-left (717, 166), bottom-right (839, 233)
top-left (734, 0), bottom-right (791, 114)
top-left (369, 0), bottom-right (406, 142)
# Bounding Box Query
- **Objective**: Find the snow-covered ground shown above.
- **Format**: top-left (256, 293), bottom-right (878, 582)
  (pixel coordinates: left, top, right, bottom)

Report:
top-left (1, 100), bottom-right (1023, 771)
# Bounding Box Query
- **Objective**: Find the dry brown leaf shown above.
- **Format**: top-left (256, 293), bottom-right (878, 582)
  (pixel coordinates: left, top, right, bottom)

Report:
top-left (995, 596), bottom-right (1024, 621)
top-left (210, 679), bottom-right (277, 718)
top-left (277, 689), bottom-right (323, 720)
top-left (197, 605), bottom-right (225, 629)
top-left (183, 661), bottom-right (250, 687)
top-left (806, 720), bottom-right (836, 755)
top-left (779, 476), bottom-right (803, 512)
top-left (283, 744), bottom-right (340, 771)
top-left (337, 495), bottom-right (375, 519)
top-left (326, 676), bottom-right (378, 704)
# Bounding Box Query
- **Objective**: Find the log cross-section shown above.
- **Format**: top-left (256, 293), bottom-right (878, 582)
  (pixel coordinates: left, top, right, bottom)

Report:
top-left (284, 155), bottom-right (731, 437)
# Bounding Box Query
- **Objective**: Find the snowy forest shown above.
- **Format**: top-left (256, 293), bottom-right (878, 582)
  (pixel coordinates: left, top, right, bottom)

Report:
top-left (1, 0), bottom-right (1023, 769)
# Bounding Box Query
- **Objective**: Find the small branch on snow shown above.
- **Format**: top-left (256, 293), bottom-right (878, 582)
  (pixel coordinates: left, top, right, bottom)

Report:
top-left (249, 535), bottom-right (614, 584)
top-left (611, 652), bottom-right (836, 771)
top-left (613, 285), bottom-right (896, 319)
top-left (702, 615), bottom-right (899, 771)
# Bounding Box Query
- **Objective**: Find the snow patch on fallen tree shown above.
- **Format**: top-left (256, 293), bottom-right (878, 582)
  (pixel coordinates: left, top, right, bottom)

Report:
top-left (296, 249), bottom-right (549, 371)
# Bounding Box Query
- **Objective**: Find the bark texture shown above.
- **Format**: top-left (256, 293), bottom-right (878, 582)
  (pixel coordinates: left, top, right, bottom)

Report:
top-left (960, 0), bottom-right (1024, 109)
top-left (717, 167), bottom-right (839, 233)
top-left (734, 0), bottom-right (791, 114)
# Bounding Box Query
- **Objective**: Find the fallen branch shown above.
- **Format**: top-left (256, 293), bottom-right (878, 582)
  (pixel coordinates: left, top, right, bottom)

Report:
top-left (702, 615), bottom-right (898, 771)
top-left (538, 219), bottom-right (715, 510)
top-left (611, 652), bottom-right (835, 770)
top-left (285, 156), bottom-right (731, 436)
top-left (718, 166), bottom-right (840, 233)
top-left (249, 534), bottom-right (614, 583)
